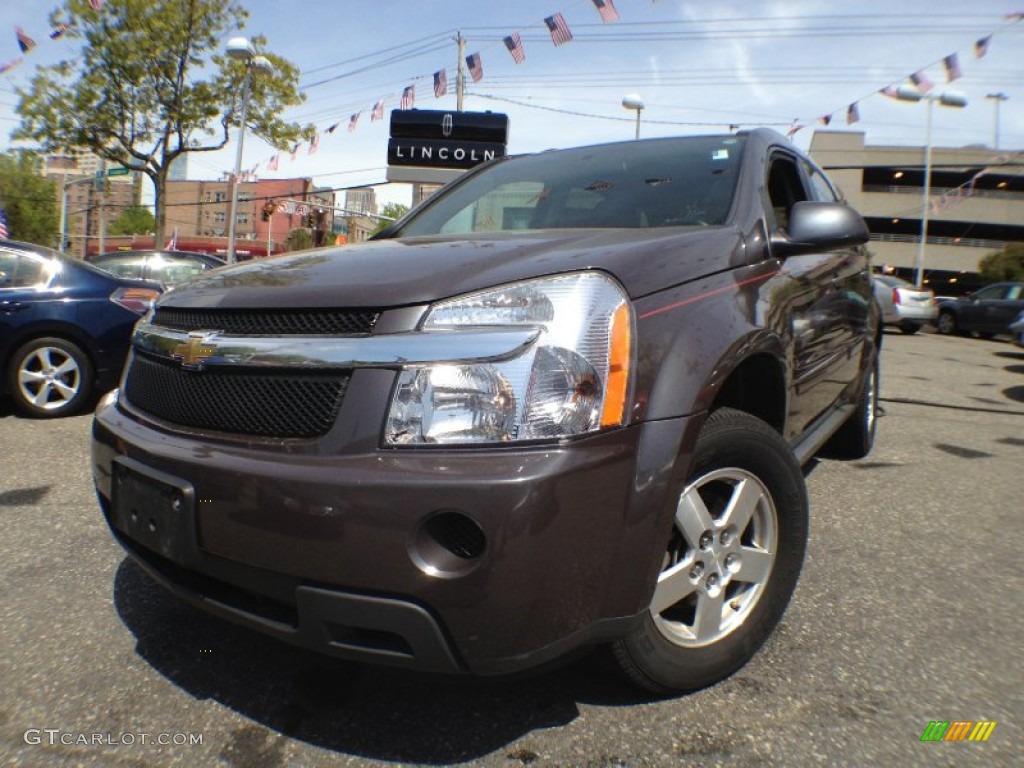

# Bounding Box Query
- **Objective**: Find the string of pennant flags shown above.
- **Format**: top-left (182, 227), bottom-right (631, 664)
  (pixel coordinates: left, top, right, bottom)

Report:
top-left (788, 11), bottom-right (1024, 138)
top-left (3, 0), bottom-right (1023, 180)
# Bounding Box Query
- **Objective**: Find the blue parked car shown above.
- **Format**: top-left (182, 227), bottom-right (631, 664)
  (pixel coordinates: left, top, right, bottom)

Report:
top-left (1, 239), bottom-right (161, 417)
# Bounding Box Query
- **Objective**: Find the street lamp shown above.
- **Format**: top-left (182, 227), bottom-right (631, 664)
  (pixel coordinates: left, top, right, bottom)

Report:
top-left (985, 92), bottom-right (1008, 150)
top-left (622, 94), bottom-right (644, 140)
top-left (894, 85), bottom-right (967, 288)
top-left (225, 36), bottom-right (273, 264)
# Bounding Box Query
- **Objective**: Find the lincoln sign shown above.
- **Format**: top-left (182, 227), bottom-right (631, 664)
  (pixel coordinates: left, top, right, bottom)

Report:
top-left (387, 109), bottom-right (509, 171)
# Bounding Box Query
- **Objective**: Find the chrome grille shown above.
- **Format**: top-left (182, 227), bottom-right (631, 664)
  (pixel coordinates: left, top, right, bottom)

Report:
top-left (152, 307), bottom-right (379, 335)
top-left (124, 354), bottom-right (349, 438)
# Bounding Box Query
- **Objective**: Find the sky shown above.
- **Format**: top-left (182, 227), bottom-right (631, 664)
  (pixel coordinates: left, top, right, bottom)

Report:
top-left (1, 0), bottom-right (1022, 208)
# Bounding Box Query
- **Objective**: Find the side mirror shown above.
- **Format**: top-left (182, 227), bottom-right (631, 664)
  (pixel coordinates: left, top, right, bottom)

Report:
top-left (771, 201), bottom-right (869, 257)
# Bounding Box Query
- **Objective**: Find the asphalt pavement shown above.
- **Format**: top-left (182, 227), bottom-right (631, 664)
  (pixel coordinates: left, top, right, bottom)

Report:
top-left (1, 330), bottom-right (1021, 767)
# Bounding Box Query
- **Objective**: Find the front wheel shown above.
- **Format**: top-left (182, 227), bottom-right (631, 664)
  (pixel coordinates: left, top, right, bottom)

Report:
top-left (610, 408), bottom-right (808, 693)
top-left (7, 337), bottom-right (94, 418)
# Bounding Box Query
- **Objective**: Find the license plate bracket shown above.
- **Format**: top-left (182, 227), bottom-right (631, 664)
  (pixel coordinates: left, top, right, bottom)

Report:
top-left (111, 457), bottom-right (197, 567)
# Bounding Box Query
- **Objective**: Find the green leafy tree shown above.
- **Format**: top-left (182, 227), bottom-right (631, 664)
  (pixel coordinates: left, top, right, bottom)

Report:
top-left (286, 227), bottom-right (312, 252)
top-left (979, 243), bottom-right (1024, 283)
top-left (372, 202), bottom-right (410, 234)
top-left (108, 205), bottom-right (155, 235)
top-left (14, 0), bottom-right (310, 248)
top-left (0, 151), bottom-right (59, 246)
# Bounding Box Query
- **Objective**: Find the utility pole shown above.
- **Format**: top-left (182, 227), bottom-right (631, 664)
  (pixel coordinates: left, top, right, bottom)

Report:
top-left (98, 157), bottom-right (107, 256)
top-left (456, 31), bottom-right (465, 112)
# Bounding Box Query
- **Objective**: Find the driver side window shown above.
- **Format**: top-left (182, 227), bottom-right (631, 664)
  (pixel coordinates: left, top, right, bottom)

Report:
top-left (766, 155), bottom-right (810, 236)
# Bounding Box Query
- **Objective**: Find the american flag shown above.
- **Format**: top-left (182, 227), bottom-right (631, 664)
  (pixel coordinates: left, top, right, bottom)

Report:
top-left (880, 85), bottom-right (899, 99)
top-left (504, 33), bottom-right (525, 64)
top-left (0, 59), bottom-right (22, 76)
top-left (818, 114), bottom-right (832, 126)
top-left (290, 142), bottom-right (301, 161)
top-left (308, 133), bottom-right (319, 155)
top-left (16, 27), bottom-right (36, 54)
top-left (0, 206), bottom-right (9, 239)
top-left (846, 103), bottom-right (860, 125)
top-left (465, 52), bottom-right (483, 83)
top-left (348, 112), bottom-right (360, 132)
top-left (433, 69), bottom-right (447, 98)
top-left (326, 122), bottom-right (340, 134)
top-left (943, 53), bottom-right (961, 82)
top-left (267, 154), bottom-right (279, 171)
top-left (49, 23), bottom-right (70, 39)
top-left (591, 0), bottom-right (619, 22)
top-left (371, 99), bottom-right (385, 121)
top-left (974, 35), bottom-right (991, 58)
top-left (909, 70), bottom-right (933, 93)
top-left (544, 14), bottom-right (573, 46)
top-left (400, 85), bottom-right (415, 110)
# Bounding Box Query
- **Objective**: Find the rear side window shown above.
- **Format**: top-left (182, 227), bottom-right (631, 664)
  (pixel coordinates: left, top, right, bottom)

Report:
top-left (149, 256), bottom-right (209, 283)
top-left (803, 161), bottom-right (839, 202)
top-left (0, 251), bottom-right (48, 288)
top-left (95, 256), bottom-right (146, 279)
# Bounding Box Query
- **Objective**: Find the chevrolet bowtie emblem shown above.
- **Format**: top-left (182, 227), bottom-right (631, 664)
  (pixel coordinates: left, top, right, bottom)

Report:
top-left (171, 332), bottom-right (216, 370)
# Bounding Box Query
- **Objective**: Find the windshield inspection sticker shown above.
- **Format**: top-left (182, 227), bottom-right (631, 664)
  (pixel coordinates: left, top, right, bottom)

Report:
top-left (711, 149), bottom-right (729, 161)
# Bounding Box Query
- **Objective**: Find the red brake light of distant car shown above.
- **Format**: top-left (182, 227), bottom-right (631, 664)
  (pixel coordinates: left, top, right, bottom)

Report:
top-left (110, 286), bottom-right (160, 314)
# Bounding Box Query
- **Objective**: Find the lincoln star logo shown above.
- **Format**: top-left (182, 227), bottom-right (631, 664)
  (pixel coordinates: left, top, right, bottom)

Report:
top-left (442, 113), bottom-right (453, 137)
top-left (171, 332), bottom-right (216, 370)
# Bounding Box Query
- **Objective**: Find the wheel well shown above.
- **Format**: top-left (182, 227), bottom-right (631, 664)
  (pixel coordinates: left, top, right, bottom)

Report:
top-left (709, 354), bottom-right (786, 434)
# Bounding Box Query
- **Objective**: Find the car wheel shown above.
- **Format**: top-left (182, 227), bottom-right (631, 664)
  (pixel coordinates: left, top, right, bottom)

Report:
top-left (7, 337), bottom-right (94, 418)
top-left (821, 351), bottom-right (878, 460)
top-left (898, 321), bottom-right (921, 335)
top-left (610, 408), bottom-right (808, 693)
top-left (936, 311), bottom-right (957, 335)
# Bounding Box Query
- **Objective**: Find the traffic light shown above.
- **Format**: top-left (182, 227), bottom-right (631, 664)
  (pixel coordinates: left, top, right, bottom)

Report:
top-left (261, 200), bottom-right (277, 221)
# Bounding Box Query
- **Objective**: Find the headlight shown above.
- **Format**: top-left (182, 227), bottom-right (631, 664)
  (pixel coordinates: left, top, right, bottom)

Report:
top-left (385, 271), bottom-right (632, 445)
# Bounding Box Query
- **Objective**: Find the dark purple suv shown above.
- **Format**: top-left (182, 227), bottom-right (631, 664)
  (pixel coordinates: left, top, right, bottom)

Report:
top-left (92, 129), bottom-right (879, 693)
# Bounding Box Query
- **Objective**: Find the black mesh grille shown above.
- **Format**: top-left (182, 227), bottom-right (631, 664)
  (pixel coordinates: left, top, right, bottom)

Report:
top-left (125, 354), bottom-right (349, 438)
top-left (152, 307), bottom-right (379, 335)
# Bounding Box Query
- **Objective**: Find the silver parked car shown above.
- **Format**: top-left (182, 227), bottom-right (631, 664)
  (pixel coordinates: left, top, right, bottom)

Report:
top-left (872, 274), bottom-right (937, 334)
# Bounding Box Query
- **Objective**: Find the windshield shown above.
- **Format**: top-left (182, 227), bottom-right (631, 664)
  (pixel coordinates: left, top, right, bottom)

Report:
top-left (397, 136), bottom-right (745, 237)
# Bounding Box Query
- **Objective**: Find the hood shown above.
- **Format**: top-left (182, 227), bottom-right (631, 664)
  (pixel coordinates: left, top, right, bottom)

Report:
top-left (159, 227), bottom-right (746, 310)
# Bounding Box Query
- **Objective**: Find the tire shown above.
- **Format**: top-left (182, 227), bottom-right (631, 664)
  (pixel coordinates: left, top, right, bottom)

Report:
top-left (7, 337), bottom-right (94, 418)
top-left (936, 311), bottom-right (957, 335)
top-left (821, 351), bottom-right (878, 460)
top-left (898, 321), bottom-right (921, 335)
top-left (610, 408), bottom-right (808, 693)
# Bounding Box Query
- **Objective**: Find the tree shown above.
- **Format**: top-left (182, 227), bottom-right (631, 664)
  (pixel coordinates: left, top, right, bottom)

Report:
top-left (0, 151), bottom-right (59, 246)
top-left (108, 205), bottom-right (155, 235)
top-left (286, 227), bottom-right (312, 252)
top-left (14, 0), bottom-right (309, 249)
top-left (372, 202), bottom-right (410, 234)
top-left (979, 243), bottom-right (1024, 283)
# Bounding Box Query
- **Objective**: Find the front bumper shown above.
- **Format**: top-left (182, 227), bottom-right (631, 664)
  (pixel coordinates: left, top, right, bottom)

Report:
top-left (92, 394), bottom-right (695, 675)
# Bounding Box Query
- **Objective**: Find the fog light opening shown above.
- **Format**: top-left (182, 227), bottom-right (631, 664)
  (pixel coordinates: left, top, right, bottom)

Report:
top-left (411, 511), bottom-right (488, 577)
